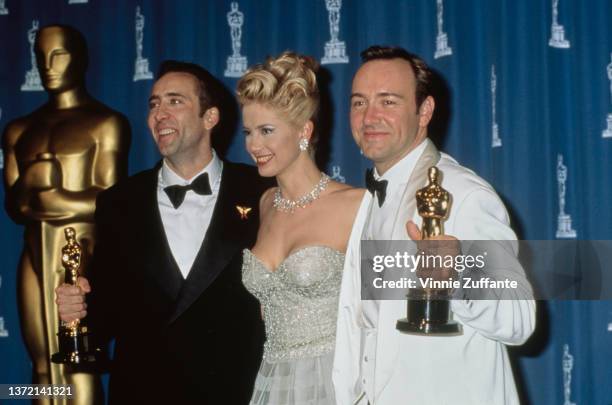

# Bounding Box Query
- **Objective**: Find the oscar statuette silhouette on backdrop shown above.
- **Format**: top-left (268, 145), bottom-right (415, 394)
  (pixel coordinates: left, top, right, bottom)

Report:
top-left (2, 25), bottom-right (130, 405)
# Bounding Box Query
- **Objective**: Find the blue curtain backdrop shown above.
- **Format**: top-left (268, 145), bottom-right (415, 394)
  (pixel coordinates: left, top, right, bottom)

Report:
top-left (1, 0), bottom-right (611, 404)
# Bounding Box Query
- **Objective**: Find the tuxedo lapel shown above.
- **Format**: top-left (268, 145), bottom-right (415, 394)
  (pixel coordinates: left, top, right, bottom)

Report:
top-left (168, 163), bottom-right (251, 324)
top-left (138, 165), bottom-right (185, 301)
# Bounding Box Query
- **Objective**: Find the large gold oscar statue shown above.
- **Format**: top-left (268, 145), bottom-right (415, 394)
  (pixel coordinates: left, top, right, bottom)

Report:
top-left (2, 25), bottom-right (130, 405)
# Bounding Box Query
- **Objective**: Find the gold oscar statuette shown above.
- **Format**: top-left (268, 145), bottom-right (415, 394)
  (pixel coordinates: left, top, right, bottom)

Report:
top-left (396, 166), bottom-right (463, 335)
top-left (51, 227), bottom-right (102, 364)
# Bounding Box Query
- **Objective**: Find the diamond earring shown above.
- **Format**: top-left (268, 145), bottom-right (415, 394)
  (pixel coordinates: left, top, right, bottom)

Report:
top-left (299, 138), bottom-right (309, 152)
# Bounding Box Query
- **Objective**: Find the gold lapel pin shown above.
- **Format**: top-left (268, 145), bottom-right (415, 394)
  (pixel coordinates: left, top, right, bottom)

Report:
top-left (236, 205), bottom-right (252, 220)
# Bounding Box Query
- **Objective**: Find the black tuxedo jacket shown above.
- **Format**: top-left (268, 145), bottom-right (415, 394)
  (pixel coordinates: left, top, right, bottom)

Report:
top-left (88, 161), bottom-right (272, 404)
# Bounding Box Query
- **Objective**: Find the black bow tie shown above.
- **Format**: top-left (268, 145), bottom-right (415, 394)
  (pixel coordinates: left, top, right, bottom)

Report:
top-left (365, 168), bottom-right (388, 207)
top-left (164, 172), bottom-right (212, 209)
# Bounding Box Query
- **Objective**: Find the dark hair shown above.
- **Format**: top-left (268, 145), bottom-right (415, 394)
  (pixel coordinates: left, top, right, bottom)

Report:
top-left (360, 45), bottom-right (432, 108)
top-left (156, 60), bottom-right (221, 116)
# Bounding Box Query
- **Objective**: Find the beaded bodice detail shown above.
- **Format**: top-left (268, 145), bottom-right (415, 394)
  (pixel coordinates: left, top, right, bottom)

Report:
top-left (242, 246), bottom-right (344, 362)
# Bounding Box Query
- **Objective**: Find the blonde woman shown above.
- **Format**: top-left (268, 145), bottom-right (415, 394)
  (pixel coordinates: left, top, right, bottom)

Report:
top-left (238, 52), bottom-right (363, 405)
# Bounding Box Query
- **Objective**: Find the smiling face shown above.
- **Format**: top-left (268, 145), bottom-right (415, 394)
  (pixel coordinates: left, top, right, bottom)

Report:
top-left (36, 27), bottom-right (84, 92)
top-left (147, 72), bottom-right (218, 172)
top-left (350, 58), bottom-right (434, 174)
top-left (242, 103), bottom-right (310, 178)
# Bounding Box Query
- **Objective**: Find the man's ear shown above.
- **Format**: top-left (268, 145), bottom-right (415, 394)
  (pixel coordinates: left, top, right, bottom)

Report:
top-left (418, 96), bottom-right (435, 127)
top-left (203, 107), bottom-right (220, 130)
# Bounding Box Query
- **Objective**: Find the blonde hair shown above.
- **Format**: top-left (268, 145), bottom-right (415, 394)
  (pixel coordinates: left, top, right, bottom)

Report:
top-left (237, 51), bottom-right (320, 141)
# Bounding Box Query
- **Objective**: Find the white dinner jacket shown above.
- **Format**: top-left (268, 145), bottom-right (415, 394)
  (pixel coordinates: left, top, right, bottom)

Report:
top-left (333, 139), bottom-right (536, 405)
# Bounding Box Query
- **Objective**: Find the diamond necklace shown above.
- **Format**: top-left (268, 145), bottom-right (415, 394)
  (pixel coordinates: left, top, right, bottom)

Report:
top-left (273, 173), bottom-right (330, 213)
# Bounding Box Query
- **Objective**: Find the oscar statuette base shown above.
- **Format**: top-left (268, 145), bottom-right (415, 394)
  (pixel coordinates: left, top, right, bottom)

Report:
top-left (396, 292), bottom-right (462, 336)
top-left (51, 325), bottom-right (103, 365)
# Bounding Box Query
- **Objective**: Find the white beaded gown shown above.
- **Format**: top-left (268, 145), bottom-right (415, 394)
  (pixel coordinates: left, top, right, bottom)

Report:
top-left (242, 246), bottom-right (344, 405)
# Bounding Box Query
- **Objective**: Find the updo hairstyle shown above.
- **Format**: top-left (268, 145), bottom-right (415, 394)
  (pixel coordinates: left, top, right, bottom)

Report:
top-left (237, 51), bottom-right (320, 146)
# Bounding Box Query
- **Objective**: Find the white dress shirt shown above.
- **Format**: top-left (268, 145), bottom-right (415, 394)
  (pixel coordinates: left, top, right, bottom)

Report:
top-left (359, 140), bottom-right (427, 402)
top-left (157, 152), bottom-right (223, 279)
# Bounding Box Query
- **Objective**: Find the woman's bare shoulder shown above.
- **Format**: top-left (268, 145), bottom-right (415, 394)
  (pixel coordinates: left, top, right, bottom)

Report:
top-left (322, 184), bottom-right (366, 222)
top-left (327, 182), bottom-right (366, 202)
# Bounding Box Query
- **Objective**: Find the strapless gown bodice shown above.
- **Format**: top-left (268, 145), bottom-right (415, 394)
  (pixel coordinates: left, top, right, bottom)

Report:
top-left (242, 246), bottom-right (344, 362)
top-left (242, 246), bottom-right (344, 405)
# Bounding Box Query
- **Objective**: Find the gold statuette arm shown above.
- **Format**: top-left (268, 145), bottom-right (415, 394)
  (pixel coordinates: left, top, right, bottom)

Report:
top-left (31, 115), bottom-right (130, 222)
top-left (28, 187), bottom-right (106, 222)
top-left (3, 115), bottom-right (131, 223)
top-left (93, 115), bottom-right (131, 188)
top-left (2, 121), bottom-right (29, 224)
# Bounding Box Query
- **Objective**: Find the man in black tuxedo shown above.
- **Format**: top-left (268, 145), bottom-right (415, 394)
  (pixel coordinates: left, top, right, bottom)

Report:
top-left (56, 61), bottom-right (269, 404)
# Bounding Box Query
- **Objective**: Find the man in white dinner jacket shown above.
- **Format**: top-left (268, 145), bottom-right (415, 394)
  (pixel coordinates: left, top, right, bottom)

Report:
top-left (333, 45), bottom-right (535, 405)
